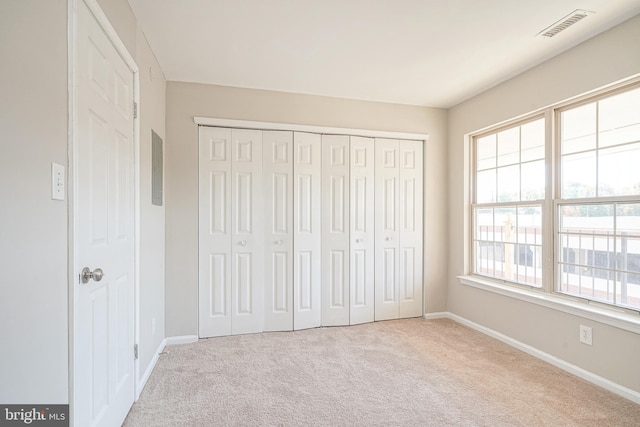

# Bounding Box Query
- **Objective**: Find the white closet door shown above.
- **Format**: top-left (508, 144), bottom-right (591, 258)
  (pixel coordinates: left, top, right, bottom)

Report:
top-left (199, 127), bottom-right (233, 337)
top-left (349, 136), bottom-right (375, 325)
top-left (263, 131), bottom-right (294, 331)
top-left (399, 140), bottom-right (423, 317)
top-left (231, 129), bottom-right (264, 335)
top-left (374, 138), bottom-right (400, 321)
top-left (321, 135), bottom-right (350, 326)
top-left (293, 132), bottom-right (322, 330)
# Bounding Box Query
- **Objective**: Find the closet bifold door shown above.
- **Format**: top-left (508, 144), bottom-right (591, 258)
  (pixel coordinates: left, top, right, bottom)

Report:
top-left (198, 126), bottom-right (264, 338)
top-left (349, 136), bottom-right (375, 325)
top-left (263, 131), bottom-right (294, 331)
top-left (398, 140), bottom-right (423, 317)
top-left (293, 132), bottom-right (322, 330)
top-left (374, 138), bottom-right (400, 321)
top-left (322, 135), bottom-right (350, 326)
top-left (374, 138), bottom-right (423, 320)
top-left (199, 127), bottom-right (233, 337)
top-left (230, 128), bottom-right (264, 335)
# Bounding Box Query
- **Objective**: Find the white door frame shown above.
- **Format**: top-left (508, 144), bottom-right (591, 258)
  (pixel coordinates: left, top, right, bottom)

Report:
top-left (67, 0), bottom-right (141, 424)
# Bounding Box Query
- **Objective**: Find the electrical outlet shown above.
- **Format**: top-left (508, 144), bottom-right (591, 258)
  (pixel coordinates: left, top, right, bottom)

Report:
top-left (579, 325), bottom-right (593, 345)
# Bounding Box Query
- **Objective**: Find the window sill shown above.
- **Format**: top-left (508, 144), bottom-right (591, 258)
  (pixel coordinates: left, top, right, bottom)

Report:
top-left (458, 275), bottom-right (640, 334)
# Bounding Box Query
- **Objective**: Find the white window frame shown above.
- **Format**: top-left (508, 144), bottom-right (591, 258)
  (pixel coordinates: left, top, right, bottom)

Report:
top-left (470, 114), bottom-right (549, 290)
top-left (463, 75), bottom-right (640, 328)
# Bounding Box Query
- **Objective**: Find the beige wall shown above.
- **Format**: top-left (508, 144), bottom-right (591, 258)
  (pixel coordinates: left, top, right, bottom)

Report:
top-left (165, 82), bottom-right (449, 336)
top-left (0, 0), bottom-right (69, 403)
top-left (98, 0), bottom-right (167, 382)
top-left (448, 14), bottom-right (640, 393)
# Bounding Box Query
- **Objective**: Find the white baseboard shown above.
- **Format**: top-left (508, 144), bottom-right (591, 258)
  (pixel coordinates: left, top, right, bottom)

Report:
top-left (422, 312), bottom-right (450, 320)
top-left (424, 312), bottom-right (640, 404)
top-left (165, 335), bottom-right (199, 346)
top-left (136, 338), bottom-right (166, 400)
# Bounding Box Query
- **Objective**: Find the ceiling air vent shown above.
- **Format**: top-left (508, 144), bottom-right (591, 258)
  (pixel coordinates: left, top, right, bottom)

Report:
top-left (537, 9), bottom-right (594, 38)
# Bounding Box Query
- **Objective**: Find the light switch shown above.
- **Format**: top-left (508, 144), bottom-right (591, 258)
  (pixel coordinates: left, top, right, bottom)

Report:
top-left (52, 162), bottom-right (65, 201)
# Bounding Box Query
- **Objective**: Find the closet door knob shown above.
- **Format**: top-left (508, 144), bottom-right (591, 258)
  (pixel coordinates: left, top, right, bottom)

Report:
top-left (274, 239), bottom-right (283, 245)
top-left (239, 240), bottom-right (247, 247)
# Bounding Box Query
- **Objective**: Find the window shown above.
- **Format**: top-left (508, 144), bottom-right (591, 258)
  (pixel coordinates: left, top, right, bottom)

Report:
top-left (472, 117), bottom-right (545, 287)
top-left (471, 81), bottom-right (640, 312)
top-left (557, 85), bottom-right (640, 310)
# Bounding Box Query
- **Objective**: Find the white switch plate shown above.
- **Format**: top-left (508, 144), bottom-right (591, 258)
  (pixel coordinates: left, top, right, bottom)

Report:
top-left (52, 162), bottom-right (65, 201)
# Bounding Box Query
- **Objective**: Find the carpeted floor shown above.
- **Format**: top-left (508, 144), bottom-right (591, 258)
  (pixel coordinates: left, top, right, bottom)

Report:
top-left (124, 318), bottom-right (640, 426)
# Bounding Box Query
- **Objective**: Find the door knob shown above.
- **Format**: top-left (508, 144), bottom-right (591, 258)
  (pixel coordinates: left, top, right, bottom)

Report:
top-left (81, 267), bottom-right (104, 284)
top-left (274, 239), bottom-right (283, 245)
top-left (239, 240), bottom-right (247, 247)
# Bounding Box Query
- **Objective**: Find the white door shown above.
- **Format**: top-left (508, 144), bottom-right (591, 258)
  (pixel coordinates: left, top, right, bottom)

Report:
top-left (375, 139), bottom-right (401, 321)
top-left (322, 135), bottom-right (350, 326)
top-left (76, 2), bottom-right (135, 426)
top-left (199, 127), bottom-right (232, 337)
top-left (349, 136), bottom-right (375, 325)
top-left (263, 131), bottom-right (293, 331)
top-left (293, 132), bottom-right (322, 330)
top-left (399, 140), bottom-right (423, 317)
top-left (199, 127), bottom-right (264, 337)
top-left (231, 129), bottom-right (264, 334)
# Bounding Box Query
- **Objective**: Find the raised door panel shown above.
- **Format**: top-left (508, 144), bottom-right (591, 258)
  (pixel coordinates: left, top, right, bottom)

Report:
top-left (199, 127), bottom-right (233, 337)
top-left (399, 140), bottom-right (424, 318)
top-left (321, 135), bottom-right (350, 326)
top-left (263, 131), bottom-right (293, 331)
top-left (231, 129), bottom-right (264, 335)
top-left (293, 132), bottom-right (322, 330)
top-left (374, 138), bottom-right (400, 321)
top-left (349, 136), bottom-right (375, 325)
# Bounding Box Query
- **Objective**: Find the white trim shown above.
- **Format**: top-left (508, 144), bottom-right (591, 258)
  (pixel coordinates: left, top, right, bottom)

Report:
top-left (69, 1), bottom-right (140, 424)
top-left (422, 312), bottom-right (450, 320)
top-left (165, 335), bottom-right (199, 345)
top-left (67, 1), bottom-right (78, 423)
top-left (136, 338), bottom-right (166, 399)
top-left (458, 275), bottom-right (640, 334)
top-left (82, 0), bottom-right (138, 73)
top-left (428, 311), bottom-right (640, 405)
top-left (193, 117), bottom-right (429, 141)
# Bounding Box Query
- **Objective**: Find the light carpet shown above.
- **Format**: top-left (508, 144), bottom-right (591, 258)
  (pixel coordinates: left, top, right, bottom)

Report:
top-left (124, 318), bottom-right (640, 426)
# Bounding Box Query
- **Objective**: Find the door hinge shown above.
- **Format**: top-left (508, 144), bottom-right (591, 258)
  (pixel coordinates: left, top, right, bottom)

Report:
top-left (134, 344), bottom-right (139, 360)
top-left (133, 102), bottom-right (138, 119)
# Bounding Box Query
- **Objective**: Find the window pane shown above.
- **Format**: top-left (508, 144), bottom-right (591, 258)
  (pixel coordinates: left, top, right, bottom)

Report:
top-left (517, 206), bottom-right (542, 245)
top-left (475, 208), bottom-right (494, 242)
top-left (616, 273), bottom-right (640, 310)
top-left (497, 127), bottom-right (520, 166)
top-left (521, 119), bottom-right (545, 162)
top-left (520, 160), bottom-right (545, 201)
top-left (617, 203), bottom-right (640, 232)
top-left (599, 87), bottom-right (640, 148)
top-left (476, 169), bottom-right (496, 203)
top-left (561, 151), bottom-right (596, 198)
top-left (560, 204), bottom-right (614, 232)
top-left (497, 165), bottom-right (519, 202)
top-left (598, 143), bottom-right (640, 196)
top-left (561, 103), bottom-right (596, 154)
top-left (475, 241), bottom-right (495, 278)
top-left (477, 134), bottom-right (496, 170)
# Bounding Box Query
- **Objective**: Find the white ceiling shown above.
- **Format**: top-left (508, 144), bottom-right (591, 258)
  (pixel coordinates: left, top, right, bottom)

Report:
top-left (127, 0), bottom-right (640, 108)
